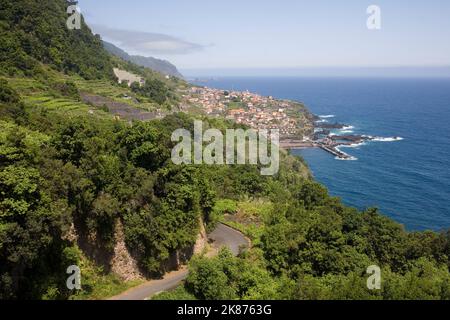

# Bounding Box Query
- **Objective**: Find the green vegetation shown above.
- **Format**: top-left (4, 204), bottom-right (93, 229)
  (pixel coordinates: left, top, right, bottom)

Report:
top-left (156, 196), bottom-right (450, 300)
top-left (69, 255), bottom-right (144, 300)
top-left (0, 0), bottom-right (113, 80)
top-left (0, 90), bottom-right (214, 298)
top-left (1, 0), bottom-right (450, 301)
top-left (112, 55), bottom-right (184, 109)
top-left (3, 79), bottom-right (450, 302)
top-left (227, 101), bottom-right (246, 110)
top-left (0, 83), bottom-right (312, 298)
top-left (156, 179), bottom-right (450, 301)
top-left (209, 199), bottom-right (271, 243)
top-left (185, 249), bottom-right (280, 300)
top-left (130, 79), bottom-right (170, 105)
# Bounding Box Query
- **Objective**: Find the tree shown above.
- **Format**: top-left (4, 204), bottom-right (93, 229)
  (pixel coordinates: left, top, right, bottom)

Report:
top-left (119, 121), bottom-right (171, 171)
top-left (130, 79), bottom-right (169, 105)
top-left (295, 181), bottom-right (329, 210)
top-left (0, 79), bottom-right (26, 121)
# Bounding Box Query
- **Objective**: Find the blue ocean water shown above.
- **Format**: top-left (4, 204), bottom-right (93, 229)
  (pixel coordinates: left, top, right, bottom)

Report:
top-left (193, 77), bottom-right (450, 231)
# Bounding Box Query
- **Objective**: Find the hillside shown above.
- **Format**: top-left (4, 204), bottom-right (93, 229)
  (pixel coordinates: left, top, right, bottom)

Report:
top-left (0, 0), bottom-right (113, 80)
top-left (1, 0), bottom-right (450, 301)
top-left (103, 41), bottom-right (184, 79)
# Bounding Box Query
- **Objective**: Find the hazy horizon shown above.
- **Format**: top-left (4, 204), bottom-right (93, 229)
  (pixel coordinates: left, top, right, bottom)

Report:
top-left (181, 66), bottom-right (450, 78)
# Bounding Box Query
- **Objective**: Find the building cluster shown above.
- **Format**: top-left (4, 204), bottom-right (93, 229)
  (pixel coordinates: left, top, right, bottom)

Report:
top-left (182, 86), bottom-right (305, 137)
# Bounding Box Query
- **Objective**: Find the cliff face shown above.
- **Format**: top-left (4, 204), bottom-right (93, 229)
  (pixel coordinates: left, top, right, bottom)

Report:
top-left (110, 221), bottom-right (144, 281)
top-left (65, 218), bottom-right (208, 281)
top-left (103, 41), bottom-right (184, 79)
top-left (111, 220), bottom-right (207, 281)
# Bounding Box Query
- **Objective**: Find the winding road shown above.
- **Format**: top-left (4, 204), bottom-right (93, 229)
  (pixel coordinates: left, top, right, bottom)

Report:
top-left (109, 223), bottom-right (249, 300)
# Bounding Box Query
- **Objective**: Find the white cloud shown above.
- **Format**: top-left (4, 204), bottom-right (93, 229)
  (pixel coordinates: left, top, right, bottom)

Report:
top-left (91, 24), bottom-right (204, 55)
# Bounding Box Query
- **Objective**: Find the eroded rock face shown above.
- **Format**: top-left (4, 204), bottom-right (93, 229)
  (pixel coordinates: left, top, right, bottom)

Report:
top-left (65, 217), bottom-right (207, 281)
top-left (110, 221), bottom-right (144, 281)
top-left (193, 217), bottom-right (208, 255)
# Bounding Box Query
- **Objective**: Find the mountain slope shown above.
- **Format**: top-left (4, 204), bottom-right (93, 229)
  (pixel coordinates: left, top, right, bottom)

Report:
top-left (0, 0), bottom-right (113, 80)
top-left (103, 41), bottom-right (184, 79)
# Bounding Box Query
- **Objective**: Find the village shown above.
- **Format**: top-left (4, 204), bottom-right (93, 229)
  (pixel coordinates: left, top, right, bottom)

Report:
top-left (108, 70), bottom-right (368, 161)
top-left (181, 86), bottom-right (315, 139)
top-left (178, 85), bottom-right (382, 161)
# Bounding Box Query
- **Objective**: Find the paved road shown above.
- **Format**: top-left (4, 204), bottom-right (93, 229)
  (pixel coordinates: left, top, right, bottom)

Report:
top-left (208, 223), bottom-right (249, 256)
top-left (109, 223), bottom-right (249, 300)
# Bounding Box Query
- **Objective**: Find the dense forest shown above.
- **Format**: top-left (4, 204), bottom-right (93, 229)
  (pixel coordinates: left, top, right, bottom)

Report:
top-left (1, 0), bottom-right (450, 300)
top-left (0, 0), bottom-right (113, 79)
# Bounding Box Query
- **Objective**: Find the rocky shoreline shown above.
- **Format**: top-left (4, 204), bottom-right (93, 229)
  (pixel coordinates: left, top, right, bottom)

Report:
top-left (280, 115), bottom-right (403, 160)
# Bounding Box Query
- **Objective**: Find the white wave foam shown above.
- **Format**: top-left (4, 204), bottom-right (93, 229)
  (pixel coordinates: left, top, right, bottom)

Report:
top-left (335, 156), bottom-right (358, 161)
top-left (339, 142), bottom-right (366, 148)
top-left (340, 130), bottom-right (354, 134)
top-left (334, 147), bottom-right (358, 161)
top-left (319, 115), bottom-right (335, 118)
top-left (341, 126), bottom-right (354, 130)
top-left (372, 137), bottom-right (404, 142)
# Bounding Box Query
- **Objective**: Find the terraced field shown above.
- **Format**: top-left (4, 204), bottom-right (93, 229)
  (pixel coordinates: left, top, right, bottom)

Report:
top-left (73, 78), bottom-right (160, 112)
top-left (5, 79), bottom-right (105, 118)
top-left (5, 75), bottom-right (164, 120)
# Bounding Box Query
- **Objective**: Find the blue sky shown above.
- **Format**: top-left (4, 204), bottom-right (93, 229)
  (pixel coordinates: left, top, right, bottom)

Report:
top-left (79, 0), bottom-right (450, 75)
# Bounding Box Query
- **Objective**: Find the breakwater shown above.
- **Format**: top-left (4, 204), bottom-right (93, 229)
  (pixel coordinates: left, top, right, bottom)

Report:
top-left (280, 139), bottom-right (356, 160)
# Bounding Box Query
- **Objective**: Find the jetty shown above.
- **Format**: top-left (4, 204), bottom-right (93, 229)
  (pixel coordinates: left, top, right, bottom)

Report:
top-left (318, 144), bottom-right (352, 160)
top-left (279, 139), bottom-right (354, 160)
top-left (280, 116), bottom-right (378, 160)
top-left (283, 118), bottom-right (400, 160)
top-left (279, 139), bottom-right (317, 149)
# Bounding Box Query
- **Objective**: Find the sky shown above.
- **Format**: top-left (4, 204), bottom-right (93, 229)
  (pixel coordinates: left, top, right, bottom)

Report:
top-left (78, 0), bottom-right (450, 76)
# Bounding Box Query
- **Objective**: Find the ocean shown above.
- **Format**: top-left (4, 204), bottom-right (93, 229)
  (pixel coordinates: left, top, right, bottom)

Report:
top-left (192, 77), bottom-right (450, 231)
